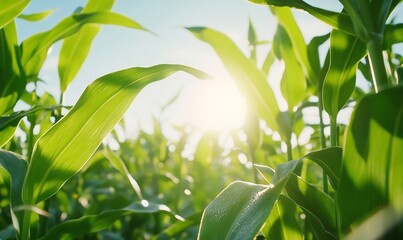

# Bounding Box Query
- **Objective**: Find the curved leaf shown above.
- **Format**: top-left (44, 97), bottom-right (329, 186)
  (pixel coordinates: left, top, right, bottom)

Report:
top-left (384, 23), bottom-right (403, 49)
top-left (304, 147), bottom-right (342, 189)
top-left (0, 0), bottom-right (30, 29)
top-left (18, 10), bottom-right (54, 22)
top-left (188, 27), bottom-right (283, 135)
top-left (40, 202), bottom-right (182, 240)
top-left (248, 0), bottom-right (355, 36)
top-left (21, 11), bottom-right (147, 78)
top-left (338, 86), bottom-right (403, 235)
top-left (22, 64), bottom-right (209, 205)
top-left (198, 160), bottom-right (299, 240)
top-left (323, 29), bottom-right (366, 118)
top-left (153, 212), bottom-right (202, 240)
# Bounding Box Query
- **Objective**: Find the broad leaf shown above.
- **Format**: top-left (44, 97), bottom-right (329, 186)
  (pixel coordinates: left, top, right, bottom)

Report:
top-left (0, 0), bottom-right (30, 29)
top-left (188, 27), bottom-right (284, 136)
top-left (0, 150), bottom-right (27, 237)
top-left (262, 195), bottom-right (304, 240)
top-left (274, 25), bottom-right (307, 110)
top-left (22, 64), bottom-right (209, 205)
top-left (40, 201), bottom-right (183, 240)
top-left (323, 29), bottom-right (366, 118)
top-left (21, 11), bottom-right (147, 78)
top-left (384, 23), bottom-right (403, 49)
top-left (304, 147), bottom-right (342, 189)
top-left (338, 86), bottom-right (403, 235)
top-left (0, 21), bottom-right (26, 115)
top-left (248, 0), bottom-right (355, 36)
top-left (18, 10), bottom-right (54, 22)
top-left (198, 160), bottom-right (299, 240)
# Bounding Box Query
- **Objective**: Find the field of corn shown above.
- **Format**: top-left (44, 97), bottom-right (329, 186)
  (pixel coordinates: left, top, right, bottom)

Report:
top-left (1, 0), bottom-right (403, 239)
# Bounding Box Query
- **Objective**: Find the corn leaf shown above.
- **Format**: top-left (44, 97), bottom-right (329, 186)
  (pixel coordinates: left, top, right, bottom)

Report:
top-left (262, 195), bottom-right (304, 240)
top-left (22, 64), bottom-right (209, 205)
top-left (384, 23), bottom-right (403, 49)
top-left (249, 0), bottom-right (355, 36)
top-left (0, 150), bottom-right (27, 237)
top-left (0, 0), bottom-right (30, 29)
top-left (40, 202), bottom-right (182, 240)
top-left (153, 212), bottom-right (202, 240)
top-left (18, 10), bottom-right (54, 22)
top-left (198, 160), bottom-right (299, 240)
top-left (188, 27), bottom-right (284, 135)
top-left (58, 0), bottom-right (142, 93)
top-left (286, 174), bottom-right (337, 238)
top-left (0, 21), bottom-right (25, 115)
top-left (261, 49), bottom-right (275, 77)
top-left (338, 86), bottom-right (403, 235)
top-left (304, 147), bottom-right (342, 189)
top-left (323, 29), bottom-right (366, 118)
top-left (275, 25), bottom-right (307, 110)
top-left (21, 11), bottom-right (147, 79)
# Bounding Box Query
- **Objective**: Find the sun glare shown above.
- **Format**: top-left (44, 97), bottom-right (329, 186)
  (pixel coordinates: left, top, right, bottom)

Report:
top-left (188, 80), bottom-right (247, 132)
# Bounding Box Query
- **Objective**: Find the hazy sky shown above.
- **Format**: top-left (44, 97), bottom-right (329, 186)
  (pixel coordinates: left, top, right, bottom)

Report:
top-left (17, 0), bottom-right (400, 138)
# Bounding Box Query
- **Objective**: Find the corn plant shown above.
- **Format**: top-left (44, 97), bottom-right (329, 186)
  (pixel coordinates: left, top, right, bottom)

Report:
top-left (192, 1), bottom-right (403, 239)
top-left (0, 1), bottom-right (209, 239)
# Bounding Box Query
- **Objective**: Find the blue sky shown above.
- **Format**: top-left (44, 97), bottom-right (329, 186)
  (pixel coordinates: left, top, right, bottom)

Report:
top-left (17, 0), bottom-right (401, 138)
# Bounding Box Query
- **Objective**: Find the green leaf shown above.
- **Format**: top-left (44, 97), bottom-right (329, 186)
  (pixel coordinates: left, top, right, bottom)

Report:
top-left (271, 7), bottom-right (317, 86)
top-left (0, 105), bottom-right (59, 147)
top-left (249, 0), bottom-right (355, 36)
top-left (40, 201), bottom-right (183, 240)
top-left (262, 195), bottom-right (304, 240)
top-left (307, 33), bottom-right (330, 85)
top-left (286, 174), bottom-right (337, 239)
top-left (198, 160), bottom-right (299, 240)
top-left (304, 147), bottom-right (342, 189)
top-left (58, 0), bottom-right (143, 93)
top-left (338, 86), bottom-right (403, 235)
top-left (0, 150), bottom-right (28, 237)
top-left (21, 11), bottom-right (148, 78)
top-left (104, 147), bottom-right (143, 199)
top-left (18, 10), bottom-right (54, 22)
top-left (261, 49), bottom-right (275, 77)
top-left (188, 27), bottom-right (283, 135)
top-left (22, 64), bottom-right (209, 205)
top-left (384, 23), bottom-right (403, 49)
top-left (0, 21), bottom-right (26, 115)
top-left (255, 164), bottom-right (275, 183)
top-left (323, 29), bottom-right (366, 118)
top-left (274, 25), bottom-right (307, 110)
top-left (0, 0), bottom-right (30, 29)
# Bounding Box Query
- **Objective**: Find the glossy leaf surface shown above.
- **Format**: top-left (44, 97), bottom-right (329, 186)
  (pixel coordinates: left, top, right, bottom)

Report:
top-left (338, 86), bottom-right (403, 234)
top-left (22, 64), bottom-right (209, 204)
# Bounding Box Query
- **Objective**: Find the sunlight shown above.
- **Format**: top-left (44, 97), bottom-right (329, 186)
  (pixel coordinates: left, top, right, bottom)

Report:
top-left (188, 80), bottom-right (247, 132)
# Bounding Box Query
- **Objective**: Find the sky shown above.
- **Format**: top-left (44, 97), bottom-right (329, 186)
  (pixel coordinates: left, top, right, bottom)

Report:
top-left (16, 0), bottom-right (401, 139)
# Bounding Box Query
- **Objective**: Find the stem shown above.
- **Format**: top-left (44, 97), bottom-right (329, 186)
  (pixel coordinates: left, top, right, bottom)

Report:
top-left (20, 210), bottom-right (32, 240)
top-left (286, 140), bottom-right (293, 161)
top-left (250, 151), bottom-right (258, 183)
top-left (330, 115), bottom-right (341, 239)
top-left (27, 121), bottom-right (35, 160)
top-left (318, 93), bottom-right (328, 193)
top-left (367, 36), bottom-right (389, 93)
top-left (38, 199), bottom-right (50, 238)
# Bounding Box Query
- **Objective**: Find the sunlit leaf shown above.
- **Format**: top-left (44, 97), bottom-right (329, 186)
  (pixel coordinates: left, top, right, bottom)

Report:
top-left (40, 202), bottom-right (183, 240)
top-left (323, 29), bottom-right (366, 118)
top-left (188, 27), bottom-right (284, 135)
top-left (261, 49), bottom-right (275, 77)
top-left (18, 10), bottom-right (54, 22)
top-left (58, 0), bottom-right (147, 93)
top-left (0, 150), bottom-right (27, 237)
top-left (153, 212), bottom-right (202, 240)
top-left (249, 0), bottom-right (355, 36)
top-left (104, 147), bottom-right (143, 199)
top-left (274, 25), bottom-right (307, 110)
top-left (21, 11), bottom-right (147, 78)
top-left (198, 160), bottom-right (299, 240)
top-left (262, 195), bottom-right (304, 240)
top-left (0, 21), bottom-right (26, 115)
top-left (22, 64), bottom-right (209, 205)
top-left (338, 86), bottom-right (403, 235)
top-left (0, 0), bottom-right (30, 29)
